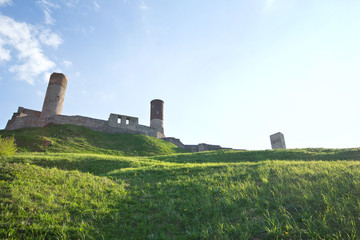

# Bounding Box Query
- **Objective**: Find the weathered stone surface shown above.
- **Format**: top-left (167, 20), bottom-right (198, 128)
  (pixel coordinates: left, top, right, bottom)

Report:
top-left (4, 71), bottom-right (233, 152)
top-left (150, 119), bottom-right (164, 138)
top-left (150, 99), bottom-right (164, 136)
top-left (41, 73), bottom-right (67, 118)
top-left (5, 72), bottom-right (163, 139)
top-left (270, 132), bottom-right (286, 149)
top-left (198, 143), bottom-right (222, 152)
top-left (161, 137), bottom-right (185, 148)
top-left (108, 114), bottom-right (139, 128)
top-left (48, 72), bottom-right (68, 88)
top-left (161, 141), bottom-right (226, 153)
top-left (150, 99), bottom-right (163, 120)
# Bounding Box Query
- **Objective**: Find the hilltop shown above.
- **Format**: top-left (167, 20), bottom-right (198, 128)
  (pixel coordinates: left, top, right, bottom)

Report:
top-left (1, 125), bottom-right (360, 239)
top-left (0, 124), bottom-right (187, 156)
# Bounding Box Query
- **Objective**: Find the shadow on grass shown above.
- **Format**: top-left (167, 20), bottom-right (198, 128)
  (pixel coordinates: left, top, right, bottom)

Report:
top-left (153, 148), bottom-right (360, 163)
top-left (106, 161), bottom-right (360, 239)
top-left (32, 159), bottom-right (137, 175)
top-left (5, 155), bottom-right (143, 176)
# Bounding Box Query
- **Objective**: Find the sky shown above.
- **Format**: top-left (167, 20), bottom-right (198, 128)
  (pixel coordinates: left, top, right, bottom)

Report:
top-left (1, 0), bottom-right (360, 150)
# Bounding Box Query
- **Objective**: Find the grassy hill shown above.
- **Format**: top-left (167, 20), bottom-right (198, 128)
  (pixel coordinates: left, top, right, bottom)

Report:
top-left (1, 125), bottom-right (360, 239)
top-left (0, 124), bottom-right (187, 156)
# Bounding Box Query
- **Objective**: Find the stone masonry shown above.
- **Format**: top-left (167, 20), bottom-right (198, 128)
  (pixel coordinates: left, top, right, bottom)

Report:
top-left (270, 132), bottom-right (286, 149)
top-left (4, 72), bottom-right (228, 152)
top-left (41, 73), bottom-right (67, 118)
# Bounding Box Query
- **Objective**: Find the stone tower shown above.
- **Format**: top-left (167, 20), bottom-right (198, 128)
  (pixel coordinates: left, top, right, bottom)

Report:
top-left (41, 72), bottom-right (68, 118)
top-left (270, 132), bottom-right (286, 149)
top-left (150, 99), bottom-right (164, 137)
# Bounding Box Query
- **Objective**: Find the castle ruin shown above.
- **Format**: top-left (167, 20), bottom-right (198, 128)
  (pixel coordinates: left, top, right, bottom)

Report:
top-left (270, 132), bottom-right (286, 149)
top-left (5, 72), bottom-right (226, 152)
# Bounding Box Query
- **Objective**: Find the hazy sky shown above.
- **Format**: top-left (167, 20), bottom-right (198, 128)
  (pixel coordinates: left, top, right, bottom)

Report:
top-left (1, 0), bottom-right (360, 150)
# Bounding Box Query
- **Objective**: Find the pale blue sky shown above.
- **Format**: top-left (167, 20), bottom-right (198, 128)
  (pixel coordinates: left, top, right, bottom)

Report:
top-left (1, 0), bottom-right (360, 150)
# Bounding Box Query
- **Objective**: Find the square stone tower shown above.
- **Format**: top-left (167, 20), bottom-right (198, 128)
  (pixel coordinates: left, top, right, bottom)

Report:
top-left (270, 132), bottom-right (286, 149)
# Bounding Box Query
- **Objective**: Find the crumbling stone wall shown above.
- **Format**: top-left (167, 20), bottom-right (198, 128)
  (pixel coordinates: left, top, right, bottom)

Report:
top-left (6, 109), bottom-right (160, 138)
top-left (161, 137), bottom-right (227, 152)
top-left (50, 115), bottom-right (107, 132)
top-left (4, 72), bottom-right (231, 152)
top-left (161, 137), bottom-right (185, 148)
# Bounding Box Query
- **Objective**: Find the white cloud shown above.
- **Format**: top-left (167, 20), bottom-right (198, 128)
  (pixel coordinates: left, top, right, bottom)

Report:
top-left (0, 38), bottom-right (11, 61)
top-left (44, 10), bottom-right (54, 25)
top-left (0, 0), bottom-right (12, 7)
top-left (36, 0), bottom-right (101, 24)
top-left (0, 14), bottom-right (59, 84)
top-left (139, 0), bottom-right (147, 10)
top-left (63, 60), bottom-right (72, 67)
top-left (38, 29), bottom-right (62, 48)
top-left (94, 1), bottom-right (100, 11)
top-left (36, 0), bottom-right (60, 25)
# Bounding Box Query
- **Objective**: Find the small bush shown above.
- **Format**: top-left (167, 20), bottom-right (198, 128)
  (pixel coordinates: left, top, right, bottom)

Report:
top-left (0, 136), bottom-right (17, 156)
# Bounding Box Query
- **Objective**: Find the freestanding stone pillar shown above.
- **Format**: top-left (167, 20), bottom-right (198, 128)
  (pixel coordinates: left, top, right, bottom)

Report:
top-left (270, 132), bottom-right (286, 149)
top-left (150, 99), bottom-right (164, 137)
top-left (41, 73), bottom-right (68, 118)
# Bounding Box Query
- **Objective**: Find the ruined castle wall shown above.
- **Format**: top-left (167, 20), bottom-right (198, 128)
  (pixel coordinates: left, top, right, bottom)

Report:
top-left (198, 143), bottom-right (222, 152)
top-left (136, 125), bottom-right (159, 138)
top-left (5, 112), bottom-right (229, 153)
top-left (184, 145), bottom-right (199, 152)
top-left (105, 123), bottom-right (158, 138)
top-left (183, 143), bottom-right (224, 152)
top-left (50, 115), bottom-right (108, 132)
top-left (6, 113), bottom-right (20, 130)
top-left (19, 107), bottom-right (41, 117)
top-left (106, 113), bottom-right (160, 137)
top-left (5, 112), bottom-right (161, 139)
top-left (49, 114), bottom-right (159, 137)
top-left (5, 116), bottom-right (47, 130)
top-left (5, 107), bottom-right (42, 130)
top-left (161, 137), bottom-right (228, 152)
top-left (161, 137), bottom-right (185, 148)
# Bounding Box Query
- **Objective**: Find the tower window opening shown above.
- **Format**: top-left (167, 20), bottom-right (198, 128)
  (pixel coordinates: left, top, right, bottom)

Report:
top-left (118, 117), bottom-right (122, 124)
top-left (126, 118), bottom-right (130, 125)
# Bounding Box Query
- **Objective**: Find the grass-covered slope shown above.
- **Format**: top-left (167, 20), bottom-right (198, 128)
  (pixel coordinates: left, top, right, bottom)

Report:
top-left (0, 124), bottom-right (187, 156)
top-left (154, 147), bottom-right (360, 163)
top-left (2, 126), bottom-right (360, 239)
top-left (2, 148), bottom-right (360, 239)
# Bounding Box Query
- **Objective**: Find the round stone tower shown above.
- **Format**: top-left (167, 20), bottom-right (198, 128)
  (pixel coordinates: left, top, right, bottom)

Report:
top-left (41, 72), bottom-right (68, 118)
top-left (150, 99), bottom-right (164, 137)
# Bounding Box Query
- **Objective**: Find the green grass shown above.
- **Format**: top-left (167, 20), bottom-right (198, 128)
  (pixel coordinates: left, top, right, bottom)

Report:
top-left (0, 124), bottom-right (187, 156)
top-left (1, 125), bottom-right (360, 239)
top-left (0, 136), bottom-right (17, 156)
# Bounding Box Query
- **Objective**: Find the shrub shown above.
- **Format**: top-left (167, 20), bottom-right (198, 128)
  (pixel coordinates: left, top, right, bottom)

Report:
top-left (0, 136), bottom-right (17, 156)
